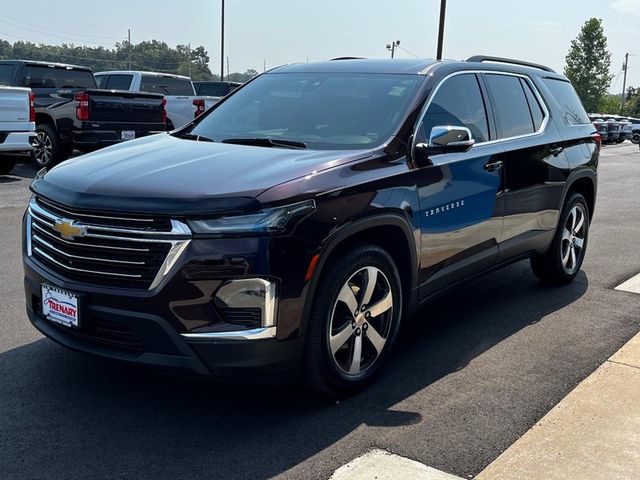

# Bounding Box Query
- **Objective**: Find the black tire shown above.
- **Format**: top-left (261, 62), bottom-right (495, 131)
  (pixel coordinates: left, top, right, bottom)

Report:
top-left (0, 157), bottom-right (16, 175)
top-left (531, 193), bottom-right (590, 285)
top-left (32, 124), bottom-right (66, 168)
top-left (303, 244), bottom-right (403, 395)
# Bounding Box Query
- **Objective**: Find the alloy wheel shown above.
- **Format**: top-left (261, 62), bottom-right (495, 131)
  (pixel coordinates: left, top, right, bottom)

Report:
top-left (561, 204), bottom-right (587, 275)
top-left (329, 266), bottom-right (394, 376)
top-left (33, 131), bottom-right (53, 166)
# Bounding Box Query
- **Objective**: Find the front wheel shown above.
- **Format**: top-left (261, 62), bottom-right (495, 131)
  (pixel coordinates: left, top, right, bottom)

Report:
top-left (303, 245), bottom-right (403, 395)
top-left (531, 193), bottom-right (590, 284)
top-left (632, 133), bottom-right (640, 145)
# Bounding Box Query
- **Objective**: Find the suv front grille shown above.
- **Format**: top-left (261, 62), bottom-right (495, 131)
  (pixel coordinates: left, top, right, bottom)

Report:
top-left (27, 197), bottom-right (191, 290)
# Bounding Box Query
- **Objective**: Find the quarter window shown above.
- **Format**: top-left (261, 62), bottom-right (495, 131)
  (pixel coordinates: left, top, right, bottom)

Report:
top-left (520, 78), bottom-right (545, 131)
top-left (484, 74), bottom-right (535, 138)
top-left (419, 74), bottom-right (489, 143)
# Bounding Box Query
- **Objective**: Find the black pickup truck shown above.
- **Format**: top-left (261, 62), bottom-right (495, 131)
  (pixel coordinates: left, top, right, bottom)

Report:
top-left (0, 60), bottom-right (166, 167)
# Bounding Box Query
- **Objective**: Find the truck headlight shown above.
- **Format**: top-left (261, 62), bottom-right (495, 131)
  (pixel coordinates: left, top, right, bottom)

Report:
top-left (188, 199), bottom-right (315, 236)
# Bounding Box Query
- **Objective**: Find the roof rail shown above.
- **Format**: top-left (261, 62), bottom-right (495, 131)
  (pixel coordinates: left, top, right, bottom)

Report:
top-left (464, 55), bottom-right (555, 73)
top-left (329, 56), bottom-right (366, 61)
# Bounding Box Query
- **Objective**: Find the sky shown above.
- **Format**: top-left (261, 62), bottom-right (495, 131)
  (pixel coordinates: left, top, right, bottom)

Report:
top-left (0, 0), bottom-right (638, 93)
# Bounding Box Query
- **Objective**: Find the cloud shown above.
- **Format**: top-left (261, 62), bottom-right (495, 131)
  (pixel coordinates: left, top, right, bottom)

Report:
top-left (611, 0), bottom-right (640, 16)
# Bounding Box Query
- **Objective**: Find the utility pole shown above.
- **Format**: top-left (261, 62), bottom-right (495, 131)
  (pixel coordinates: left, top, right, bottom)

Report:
top-left (127, 29), bottom-right (132, 69)
top-left (188, 42), bottom-right (192, 77)
top-left (436, 0), bottom-right (447, 60)
top-left (263, 59), bottom-right (266, 72)
top-left (621, 52), bottom-right (629, 112)
top-left (386, 40), bottom-right (400, 59)
top-left (226, 56), bottom-right (230, 78)
top-left (220, 0), bottom-right (225, 81)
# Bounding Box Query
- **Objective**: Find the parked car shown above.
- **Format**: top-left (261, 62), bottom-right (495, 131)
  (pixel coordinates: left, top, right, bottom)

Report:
top-left (629, 117), bottom-right (640, 144)
top-left (23, 56), bottom-right (598, 394)
top-left (591, 117), bottom-right (609, 143)
top-left (0, 60), bottom-right (166, 167)
top-left (0, 85), bottom-right (35, 174)
top-left (619, 119), bottom-right (634, 142)
top-left (193, 80), bottom-right (241, 97)
top-left (95, 71), bottom-right (214, 129)
top-left (605, 118), bottom-right (621, 143)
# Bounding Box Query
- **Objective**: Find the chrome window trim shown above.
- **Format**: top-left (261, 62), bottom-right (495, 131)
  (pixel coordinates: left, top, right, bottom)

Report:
top-left (181, 326), bottom-right (277, 341)
top-left (412, 69), bottom-right (550, 155)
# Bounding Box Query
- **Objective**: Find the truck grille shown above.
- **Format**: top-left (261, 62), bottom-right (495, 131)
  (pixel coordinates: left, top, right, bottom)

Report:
top-left (27, 197), bottom-right (191, 290)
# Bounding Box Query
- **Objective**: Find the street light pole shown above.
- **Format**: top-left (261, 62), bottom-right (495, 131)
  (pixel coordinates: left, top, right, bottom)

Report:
top-left (436, 0), bottom-right (447, 60)
top-left (386, 40), bottom-right (400, 59)
top-left (220, 0), bottom-right (225, 81)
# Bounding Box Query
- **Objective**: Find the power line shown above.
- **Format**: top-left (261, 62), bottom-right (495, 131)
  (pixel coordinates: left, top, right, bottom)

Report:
top-left (0, 13), bottom-right (121, 40)
top-left (0, 19), bottom-right (118, 46)
top-left (396, 45), bottom-right (420, 59)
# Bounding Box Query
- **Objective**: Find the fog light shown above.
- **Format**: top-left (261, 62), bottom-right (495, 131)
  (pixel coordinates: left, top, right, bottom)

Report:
top-left (214, 278), bottom-right (277, 328)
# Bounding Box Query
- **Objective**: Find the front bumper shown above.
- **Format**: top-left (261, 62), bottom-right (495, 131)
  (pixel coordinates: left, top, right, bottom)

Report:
top-left (23, 257), bottom-right (305, 380)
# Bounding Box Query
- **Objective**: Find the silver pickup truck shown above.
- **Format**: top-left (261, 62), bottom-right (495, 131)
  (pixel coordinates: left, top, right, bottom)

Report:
top-left (0, 86), bottom-right (35, 174)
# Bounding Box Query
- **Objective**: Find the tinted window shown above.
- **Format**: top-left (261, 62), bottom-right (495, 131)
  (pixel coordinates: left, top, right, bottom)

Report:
top-left (419, 73), bottom-right (489, 143)
top-left (520, 78), bottom-right (545, 131)
top-left (140, 76), bottom-right (194, 95)
top-left (196, 82), bottom-right (230, 96)
top-left (485, 74), bottom-right (534, 138)
top-left (24, 66), bottom-right (96, 89)
top-left (95, 74), bottom-right (107, 88)
top-left (0, 64), bottom-right (16, 86)
top-left (105, 74), bottom-right (133, 90)
top-left (190, 73), bottom-right (422, 150)
top-left (543, 78), bottom-right (591, 125)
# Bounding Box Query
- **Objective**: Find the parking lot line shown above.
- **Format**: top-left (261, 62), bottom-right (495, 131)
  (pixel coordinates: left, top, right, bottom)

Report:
top-left (329, 449), bottom-right (464, 480)
top-left (615, 273), bottom-right (640, 294)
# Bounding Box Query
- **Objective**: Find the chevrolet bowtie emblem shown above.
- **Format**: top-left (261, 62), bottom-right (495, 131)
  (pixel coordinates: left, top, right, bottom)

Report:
top-left (53, 219), bottom-right (87, 240)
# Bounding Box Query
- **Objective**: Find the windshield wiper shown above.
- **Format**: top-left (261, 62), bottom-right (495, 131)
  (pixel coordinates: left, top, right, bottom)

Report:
top-left (221, 137), bottom-right (307, 149)
top-left (176, 133), bottom-right (215, 142)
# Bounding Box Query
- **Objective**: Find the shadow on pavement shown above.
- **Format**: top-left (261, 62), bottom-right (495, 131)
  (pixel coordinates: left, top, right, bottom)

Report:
top-left (1, 263), bottom-right (589, 480)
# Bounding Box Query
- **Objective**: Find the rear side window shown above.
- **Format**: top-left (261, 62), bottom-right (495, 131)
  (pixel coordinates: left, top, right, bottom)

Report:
top-left (520, 78), bottom-right (545, 131)
top-left (104, 74), bottom-right (133, 90)
top-left (485, 74), bottom-right (535, 138)
top-left (95, 74), bottom-right (107, 88)
top-left (196, 82), bottom-right (230, 96)
top-left (24, 66), bottom-right (96, 89)
top-left (0, 64), bottom-right (16, 86)
top-left (419, 73), bottom-right (489, 143)
top-left (140, 76), bottom-right (194, 95)
top-left (543, 78), bottom-right (590, 125)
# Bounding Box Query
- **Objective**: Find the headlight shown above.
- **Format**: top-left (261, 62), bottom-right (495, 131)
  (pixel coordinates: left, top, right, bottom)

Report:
top-left (188, 199), bottom-right (315, 235)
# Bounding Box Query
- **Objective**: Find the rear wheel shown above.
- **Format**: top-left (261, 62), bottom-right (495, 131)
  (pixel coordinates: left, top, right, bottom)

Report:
top-left (303, 245), bottom-right (403, 395)
top-left (531, 193), bottom-right (589, 284)
top-left (32, 124), bottom-right (66, 168)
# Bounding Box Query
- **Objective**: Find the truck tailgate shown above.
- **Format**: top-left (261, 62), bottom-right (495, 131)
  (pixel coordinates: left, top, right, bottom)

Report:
top-left (85, 89), bottom-right (164, 124)
top-left (0, 86), bottom-right (32, 132)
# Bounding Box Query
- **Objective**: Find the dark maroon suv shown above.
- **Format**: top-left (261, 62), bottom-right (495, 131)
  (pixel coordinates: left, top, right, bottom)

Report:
top-left (23, 56), bottom-right (598, 394)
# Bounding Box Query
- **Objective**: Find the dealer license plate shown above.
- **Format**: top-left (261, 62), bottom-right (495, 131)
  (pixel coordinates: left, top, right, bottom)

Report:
top-left (41, 284), bottom-right (79, 328)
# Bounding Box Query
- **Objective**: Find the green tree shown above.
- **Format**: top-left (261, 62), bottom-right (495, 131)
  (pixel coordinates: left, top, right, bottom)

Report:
top-left (622, 87), bottom-right (640, 117)
top-left (564, 18), bottom-right (613, 113)
top-left (227, 69), bottom-right (259, 83)
top-left (597, 93), bottom-right (621, 114)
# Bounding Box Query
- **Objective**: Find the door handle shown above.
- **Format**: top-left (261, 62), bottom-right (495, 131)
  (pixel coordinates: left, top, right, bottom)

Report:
top-left (484, 160), bottom-right (503, 172)
top-left (550, 147), bottom-right (564, 157)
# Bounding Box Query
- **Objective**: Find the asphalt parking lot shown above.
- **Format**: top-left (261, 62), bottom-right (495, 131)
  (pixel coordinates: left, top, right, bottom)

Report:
top-left (1, 143), bottom-right (640, 480)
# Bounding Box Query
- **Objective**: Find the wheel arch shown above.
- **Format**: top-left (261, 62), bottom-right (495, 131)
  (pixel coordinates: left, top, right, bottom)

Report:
top-left (300, 213), bottom-right (419, 335)
top-left (564, 171), bottom-right (597, 222)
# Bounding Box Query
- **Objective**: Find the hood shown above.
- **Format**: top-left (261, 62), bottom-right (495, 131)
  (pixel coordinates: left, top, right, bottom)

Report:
top-left (31, 133), bottom-right (372, 216)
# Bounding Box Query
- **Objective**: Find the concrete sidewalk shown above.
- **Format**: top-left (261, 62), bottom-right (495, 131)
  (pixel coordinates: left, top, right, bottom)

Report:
top-left (330, 329), bottom-right (640, 480)
top-left (476, 329), bottom-right (640, 480)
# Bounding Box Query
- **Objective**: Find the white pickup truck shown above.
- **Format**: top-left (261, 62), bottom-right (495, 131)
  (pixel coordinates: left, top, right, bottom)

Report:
top-left (95, 71), bottom-right (216, 130)
top-left (0, 86), bottom-right (35, 174)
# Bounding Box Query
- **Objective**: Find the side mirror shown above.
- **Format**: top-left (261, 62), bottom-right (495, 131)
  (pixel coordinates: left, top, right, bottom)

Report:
top-left (414, 126), bottom-right (475, 164)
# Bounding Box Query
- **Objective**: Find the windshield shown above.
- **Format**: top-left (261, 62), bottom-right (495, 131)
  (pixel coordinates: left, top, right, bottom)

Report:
top-left (190, 72), bottom-right (422, 150)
